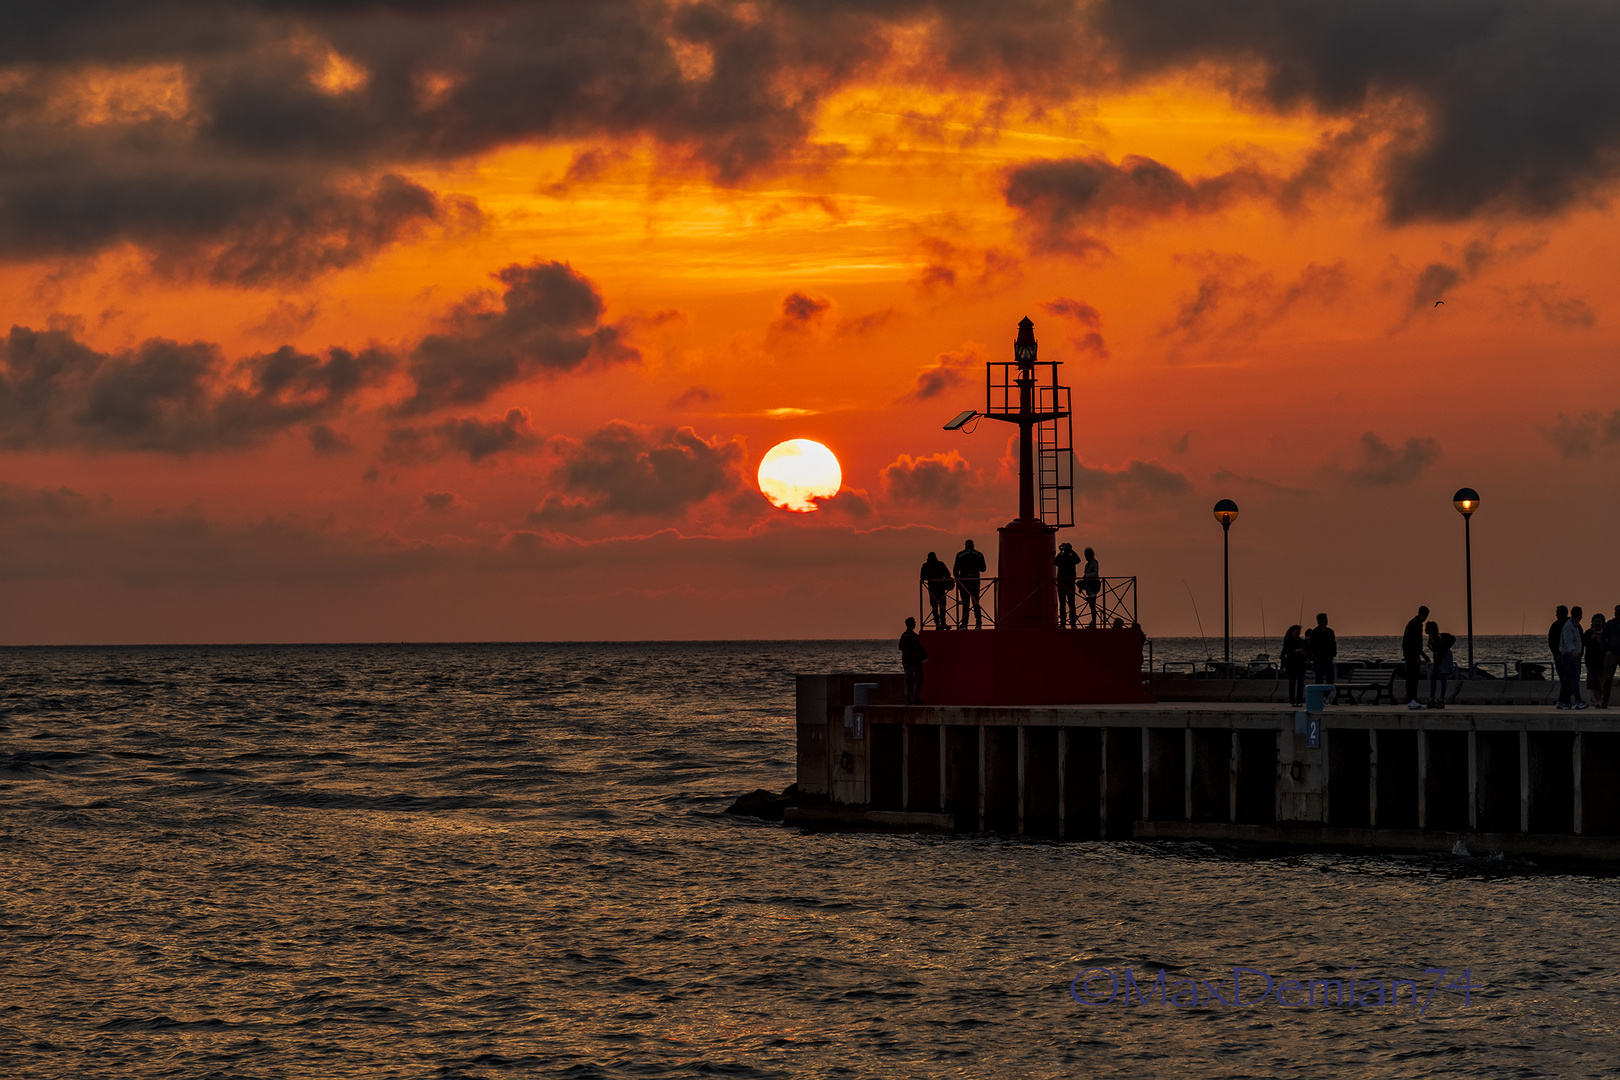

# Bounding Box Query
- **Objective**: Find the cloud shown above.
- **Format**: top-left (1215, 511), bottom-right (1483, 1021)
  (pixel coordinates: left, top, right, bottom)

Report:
top-left (1161, 255), bottom-right (1348, 345)
top-left (1005, 155), bottom-right (1274, 252)
top-left (1542, 411), bottom-right (1620, 458)
top-left (1343, 432), bottom-right (1442, 485)
top-left (882, 451), bottom-right (975, 507)
top-left (420, 490), bottom-right (465, 513)
top-left (534, 421), bottom-right (747, 520)
top-left (905, 342), bottom-right (983, 402)
top-left (397, 260), bottom-right (637, 415)
top-left (1040, 296), bottom-right (1109, 357)
top-left (0, 325), bottom-right (392, 454)
top-left (308, 423), bottom-right (354, 456)
top-left (671, 385), bottom-right (720, 409)
top-left (1073, 459), bottom-right (1191, 507)
top-left (383, 408), bottom-right (541, 464)
top-left (1088, 0), bottom-right (1620, 222)
top-left (909, 236), bottom-right (1021, 295)
top-left (1508, 283), bottom-right (1597, 328)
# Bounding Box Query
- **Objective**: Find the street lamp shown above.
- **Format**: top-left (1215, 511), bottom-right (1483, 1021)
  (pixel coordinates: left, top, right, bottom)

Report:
top-left (1213, 499), bottom-right (1239, 671)
top-left (1453, 488), bottom-right (1479, 679)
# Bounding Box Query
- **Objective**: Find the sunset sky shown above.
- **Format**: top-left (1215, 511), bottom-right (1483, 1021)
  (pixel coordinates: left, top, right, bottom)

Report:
top-left (2, 1), bottom-right (1619, 644)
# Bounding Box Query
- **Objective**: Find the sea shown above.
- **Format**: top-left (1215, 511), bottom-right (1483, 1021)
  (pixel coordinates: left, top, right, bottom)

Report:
top-left (2, 639), bottom-right (1617, 1079)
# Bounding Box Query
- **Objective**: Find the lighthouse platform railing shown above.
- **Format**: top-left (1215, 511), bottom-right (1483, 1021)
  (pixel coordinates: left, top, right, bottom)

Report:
top-left (918, 576), bottom-right (1138, 631)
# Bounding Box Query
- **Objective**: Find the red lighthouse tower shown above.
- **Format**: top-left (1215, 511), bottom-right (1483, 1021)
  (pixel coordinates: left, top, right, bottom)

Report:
top-left (919, 317), bottom-right (1152, 705)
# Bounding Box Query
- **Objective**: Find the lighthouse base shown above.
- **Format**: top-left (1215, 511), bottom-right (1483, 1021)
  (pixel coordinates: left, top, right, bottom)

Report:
top-left (918, 627), bottom-right (1153, 706)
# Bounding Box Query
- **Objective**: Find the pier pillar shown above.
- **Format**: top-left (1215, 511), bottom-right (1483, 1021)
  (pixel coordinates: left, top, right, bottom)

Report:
top-left (1574, 732), bottom-right (1583, 835)
top-left (1418, 728), bottom-right (1428, 830)
top-left (1520, 728), bottom-right (1529, 834)
top-left (1229, 732), bottom-right (1239, 823)
top-left (1369, 730), bottom-right (1379, 828)
top-left (1467, 729), bottom-right (1478, 831)
top-left (1017, 726), bottom-right (1026, 835)
top-left (1056, 728), bottom-right (1067, 840)
top-left (978, 725), bottom-right (987, 831)
top-left (902, 725), bottom-right (910, 812)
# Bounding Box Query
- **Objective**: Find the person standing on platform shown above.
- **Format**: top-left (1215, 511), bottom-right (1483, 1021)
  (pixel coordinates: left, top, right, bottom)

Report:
top-left (1403, 605), bottom-right (1430, 710)
top-left (1558, 606), bottom-right (1587, 709)
top-left (900, 616), bottom-right (927, 705)
top-left (1054, 542), bottom-right (1080, 628)
top-left (1426, 620), bottom-right (1457, 708)
top-left (1549, 605), bottom-right (1569, 679)
top-left (1305, 612), bottom-right (1337, 689)
top-left (1081, 547), bottom-right (1101, 627)
top-left (1281, 624), bottom-right (1309, 707)
top-left (954, 540), bottom-right (986, 629)
top-left (1602, 605), bottom-right (1620, 708)
top-left (1584, 613), bottom-right (1608, 706)
top-left (920, 551), bottom-right (952, 630)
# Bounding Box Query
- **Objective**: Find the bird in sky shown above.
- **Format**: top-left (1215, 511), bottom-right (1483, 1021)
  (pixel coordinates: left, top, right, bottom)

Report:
top-left (1434, 300), bottom-right (1445, 306)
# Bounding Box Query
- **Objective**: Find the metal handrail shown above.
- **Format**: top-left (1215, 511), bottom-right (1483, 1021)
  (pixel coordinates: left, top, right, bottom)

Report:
top-left (918, 574), bottom-right (1139, 631)
top-left (919, 575), bottom-right (1000, 630)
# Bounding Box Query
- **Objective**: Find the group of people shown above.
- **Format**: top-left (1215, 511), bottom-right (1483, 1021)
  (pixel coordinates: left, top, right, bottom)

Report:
top-left (918, 541), bottom-right (1104, 631)
top-left (919, 543), bottom-right (987, 630)
top-left (1280, 608), bottom-right (1461, 710)
top-left (1547, 605), bottom-right (1620, 710)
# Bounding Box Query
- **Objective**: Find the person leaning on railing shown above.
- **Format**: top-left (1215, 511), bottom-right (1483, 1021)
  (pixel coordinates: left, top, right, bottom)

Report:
top-left (1081, 547), bottom-right (1100, 628)
top-left (920, 551), bottom-right (952, 630)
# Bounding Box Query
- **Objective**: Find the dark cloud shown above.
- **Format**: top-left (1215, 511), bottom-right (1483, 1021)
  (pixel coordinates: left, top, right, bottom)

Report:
top-left (905, 343), bottom-right (982, 401)
top-left (882, 451), bottom-right (975, 508)
top-left (0, 0), bottom-right (1616, 288)
top-left (420, 490), bottom-right (463, 513)
top-left (1088, 0), bottom-right (1620, 222)
top-left (309, 423), bottom-right (354, 455)
top-left (1542, 411), bottom-right (1620, 458)
top-left (1005, 154), bottom-right (1273, 252)
top-left (671, 385), bottom-right (720, 409)
top-left (1162, 255), bottom-right (1347, 344)
top-left (1510, 284), bottom-right (1597, 328)
top-left (778, 292), bottom-right (833, 327)
top-left (1344, 432), bottom-right (1441, 485)
top-left (0, 325), bottom-right (391, 453)
top-left (534, 421), bottom-right (746, 520)
top-left (383, 408), bottom-right (540, 464)
top-left (397, 260), bottom-right (636, 415)
top-left (1040, 296), bottom-right (1109, 358)
top-left (1074, 460), bottom-right (1191, 507)
top-left (909, 236), bottom-right (1021, 295)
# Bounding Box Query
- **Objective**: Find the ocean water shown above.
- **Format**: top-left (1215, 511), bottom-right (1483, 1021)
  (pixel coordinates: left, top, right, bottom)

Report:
top-left (3, 641), bottom-right (1618, 1079)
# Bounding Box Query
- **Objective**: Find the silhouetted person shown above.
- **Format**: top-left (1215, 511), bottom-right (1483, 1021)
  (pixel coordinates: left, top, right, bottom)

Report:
top-left (1081, 546), bottom-right (1101, 627)
top-left (1586, 613), bottom-right (1608, 705)
top-left (1426, 620), bottom-right (1456, 708)
top-left (1281, 624), bottom-right (1309, 707)
top-left (1559, 606), bottom-right (1588, 709)
top-left (1548, 605), bottom-right (1569, 674)
top-left (1305, 612), bottom-right (1337, 688)
top-left (954, 540), bottom-right (986, 629)
top-left (1054, 542), bottom-right (1080, 628)
top-left (1602, 605), bottom-right (1620, 708)
top-left (920, 551), bottom-right (952, 630)
top-left (1403, 605), bottom-right (1430, 709)
top-left (899, 616), bottom-right (927, 704)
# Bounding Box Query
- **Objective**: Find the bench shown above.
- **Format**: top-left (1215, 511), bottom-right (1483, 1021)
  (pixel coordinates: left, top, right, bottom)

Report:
top-left (1333, 666), bottom-right (1396, 706)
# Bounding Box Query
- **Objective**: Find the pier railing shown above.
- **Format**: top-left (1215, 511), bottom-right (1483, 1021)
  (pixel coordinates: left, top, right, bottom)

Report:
top-left (917, 575), bottom-right (1139, 631)
top-left (919, 576), bottom-right (1000, 630)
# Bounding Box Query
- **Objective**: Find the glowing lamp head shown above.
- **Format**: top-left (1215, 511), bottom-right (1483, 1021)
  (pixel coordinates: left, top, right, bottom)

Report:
top-left (1014, 315), bottom-right (1037, 370)
top-left (1213, 498), bottom-right (1239, 528)
top-left (758, 439), bottom-right (841, 512)
top-left (1453, 487), bottom-right (1480, 516)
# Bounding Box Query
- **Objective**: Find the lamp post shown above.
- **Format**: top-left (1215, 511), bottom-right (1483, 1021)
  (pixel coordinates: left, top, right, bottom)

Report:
top-left (1213, 499), bottom-right (1239, 671)
top-left (1453, 488), bottom-right (1479, 679)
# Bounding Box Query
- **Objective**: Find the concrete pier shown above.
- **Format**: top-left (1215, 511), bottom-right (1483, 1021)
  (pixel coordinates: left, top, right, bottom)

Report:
top-left (791, 673), bottom-right (1620, 862)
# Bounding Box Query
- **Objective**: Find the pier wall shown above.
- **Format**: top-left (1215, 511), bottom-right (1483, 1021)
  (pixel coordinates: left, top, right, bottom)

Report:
top-left (792, 673), bottom-right (1620, 861)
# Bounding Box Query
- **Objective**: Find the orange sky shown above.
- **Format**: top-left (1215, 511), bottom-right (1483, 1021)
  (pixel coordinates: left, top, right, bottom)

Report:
top-left (1, 2), bottom-right (1617, 643)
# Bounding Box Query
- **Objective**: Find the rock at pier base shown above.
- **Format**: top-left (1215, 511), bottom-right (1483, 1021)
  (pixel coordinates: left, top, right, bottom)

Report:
top-left (724, 783), bottom-right (798, 821)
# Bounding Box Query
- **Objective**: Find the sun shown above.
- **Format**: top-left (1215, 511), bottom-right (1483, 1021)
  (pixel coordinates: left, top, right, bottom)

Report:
top-left (758, 439), bottom-right (842, 512)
